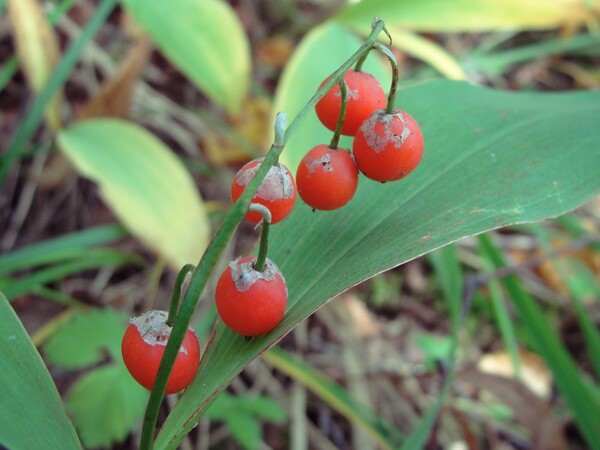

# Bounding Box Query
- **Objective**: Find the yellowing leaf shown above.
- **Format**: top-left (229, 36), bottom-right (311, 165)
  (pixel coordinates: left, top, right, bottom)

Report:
top-left (7, 0), bottom-right (62, 130)
top-left (336, 0), bottom-right (598, 33)
top-left (58, 119), bottom-right (210, 269)
top-left (122, 0), bottom-right (251, 116)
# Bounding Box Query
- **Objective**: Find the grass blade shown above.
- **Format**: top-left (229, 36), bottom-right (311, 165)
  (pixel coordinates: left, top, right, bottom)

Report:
top-left (478, 233), bottom-right (600, 450)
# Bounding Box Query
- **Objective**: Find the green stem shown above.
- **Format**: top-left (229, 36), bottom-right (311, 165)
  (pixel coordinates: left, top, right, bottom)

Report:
top-left (374, 43), bottom-right (399, 114)
top-left (166, 264), bottom-right (195, 327)
top-left (250, 203), bottom-right (272, 272)
top-left (0, 0), bottom-right (118, 185)
top-left (283, 18), bottom-right (386, 144)
top-left (328, 80), bottom-right (348, 150)
top-left (140, 18), bottom-right (391, 450)
top-left (354, 18), bottom-right (392, 72)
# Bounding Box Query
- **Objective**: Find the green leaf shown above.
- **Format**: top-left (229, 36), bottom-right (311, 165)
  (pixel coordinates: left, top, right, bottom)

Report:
top-left (58, 118), bottom-right (210, 270)
top-left (237, 395), bottom-right (287, 423)
top-left (413, 332), bottom-right (453, 370)
top-left (0, 224), bottom-right (127, 277)
top-left (275, 22), bottom-right (390, 172)
top-left (66, 364), bottom-right (148, 449)
top-left (155, 81), bottom-right (600, 449)
top-left (121, 0), bottom-right (250, 115)
top-left (226, 413), bottom-right (262, 450)
top-left (335, 0), bottom-right (595, 32)
top-left (43, 308), bottom-right (128, 369)
top-left (0, 291), bottom-right (81, 450)
top-left (0, 248), bottom-right (139, 300)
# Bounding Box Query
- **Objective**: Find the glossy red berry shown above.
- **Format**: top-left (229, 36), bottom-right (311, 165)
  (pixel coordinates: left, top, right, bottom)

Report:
top-left (352, 109), bottom-right (424, 182)
top-left (121, 310), bottom-right (200, 394)
top-left (315, 69), bottom-right (386, 136)
top-left (296, 144), bottom-right (359, 211)
top-left (215, 256), bottom-right (287, 336)
top-left (231, 158), bottom-right (296, 224)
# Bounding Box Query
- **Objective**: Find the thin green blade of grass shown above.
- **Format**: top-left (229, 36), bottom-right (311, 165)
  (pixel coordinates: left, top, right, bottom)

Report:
top-left (400, 244), bottom-right (465, 450)
top-left (478, 233), bottom-right (600, 450)
top-left (477, 235), bottom-right (522, 378)
top-left (468, 32), bottom-right (600, 74)
top-left (0, 248), bottom-right (141, 300)
top-left (0, 57), bottom-right (18, 93)
top-left (523, 222), bottom-right (600, 381)
top-left (0, 0), bottom-right (118, 185)
top-left (0, 224), bottom-right (128, 276)
top-left (262, 348), bottom-right (404, 450)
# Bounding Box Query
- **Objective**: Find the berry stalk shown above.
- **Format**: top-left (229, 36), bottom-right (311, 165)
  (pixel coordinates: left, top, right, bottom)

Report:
top-left (328, 80), bottom-right (348, 150)
top-left (374, 42), bottom-right (399, 114)
top-left (249, 203), bottom-right (273, 272)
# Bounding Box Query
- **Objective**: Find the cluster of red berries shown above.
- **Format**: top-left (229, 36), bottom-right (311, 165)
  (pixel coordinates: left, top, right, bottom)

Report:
top-left (121, 41), bottom-right (424, 396)
top-left (297, 68), bottom-right (424, 211)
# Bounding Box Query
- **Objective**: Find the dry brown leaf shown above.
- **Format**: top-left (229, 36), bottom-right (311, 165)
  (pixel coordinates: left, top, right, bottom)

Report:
top-left (202, 97), bottom-right (272, 166)
top-left (77, 36), bottom-right (152, 120)
top-left (460, 369), bottom-right (567, 450)
top-left (256, 36), bottom-right (294, 69)
top-left (8, 0), bottom-right (62, 130)
top-left (36, 152), bottom-right (73, 189)
top-left (339, 294), bottom-right (380, 338)
top-left (477, 348), bottom-right (552, 398)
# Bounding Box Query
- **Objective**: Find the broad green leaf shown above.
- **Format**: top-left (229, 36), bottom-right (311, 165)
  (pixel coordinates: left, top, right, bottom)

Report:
top-left (0, 292), bottom-right (81, 450)
top-left (43, 308), bottom-right (128, 369)
top-left (335, 0), bottom-right (595, 33)
top-left (66, 364), bottom-right (148, 449)
top-left (275, 22), bottom-right (390, 172)
top-left (155, 82), bottom-right (600, 449)
top-left (121, 0), bottom-right (250, 116)
top-left (58, 119), bottom-right (210, 269)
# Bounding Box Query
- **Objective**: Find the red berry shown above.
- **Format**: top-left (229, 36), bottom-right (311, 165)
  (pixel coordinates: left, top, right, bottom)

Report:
top-left (215, 256), bottom-right (287, 336)
top-left (296, 144), bottom-right (358, 211)
top-left (121, 310), bottom-right (200, 394)
top-left (352, 109), bottom-right (424, 182)
top-left (315, 69), bottom-right (386, 136)
top-left (231, 158), bottom-right (296, 224)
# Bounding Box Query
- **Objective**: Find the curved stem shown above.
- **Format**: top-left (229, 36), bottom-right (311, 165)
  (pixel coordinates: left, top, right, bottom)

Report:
top-left (374, 42), bottom-right (399, 114)
top-left (250, 203), bottom-right (272, 272)
top-left (140, 18), bottom-right (391, 450)
top-left (283, 18), bottom-right (386, 144)
top-left (166, 264), bottom-right (195, 327)
top-left (328, 80), bottom-right (348, 150)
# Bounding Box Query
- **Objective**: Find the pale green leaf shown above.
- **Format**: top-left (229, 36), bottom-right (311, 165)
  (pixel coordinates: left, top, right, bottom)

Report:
top-left (66, 364), bottom-right (148, 449)
top-left (58, 119), bottom-right (210, 269)
top-left (43, 308), bottom-right (127, 369)
top-left (226, 413), bottom-right (262, 450)
top-left (122, 0), bottom-right (250, 115)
